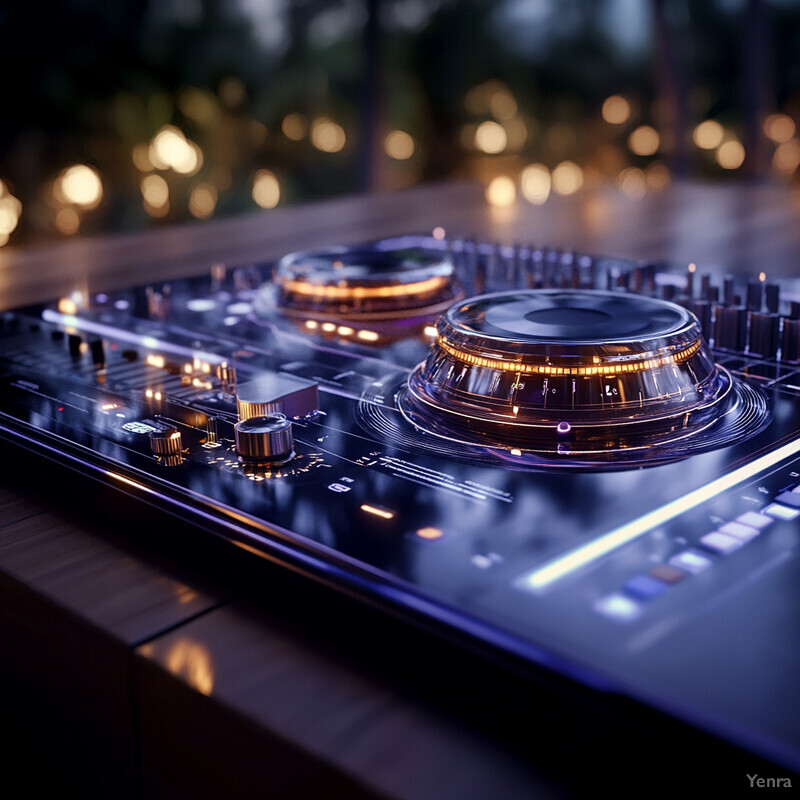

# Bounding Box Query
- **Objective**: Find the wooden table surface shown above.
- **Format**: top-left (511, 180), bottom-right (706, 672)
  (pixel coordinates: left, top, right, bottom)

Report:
top-left (1, 179), bottom-right (798, 797)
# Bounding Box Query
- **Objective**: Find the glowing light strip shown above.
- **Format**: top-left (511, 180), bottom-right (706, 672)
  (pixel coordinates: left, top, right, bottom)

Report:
top-left (360, 503), bottom-right (395, 520)
top-left (437, 338), bottom-right (702, 376)
top-left (281, 275), bottom-right (447, 300)
top-left (438, 339), bottom-right (701, 375)
top-left (522, 436), bottom-right (800, 590)
top-left (106, 470), bottom-right (157, 494)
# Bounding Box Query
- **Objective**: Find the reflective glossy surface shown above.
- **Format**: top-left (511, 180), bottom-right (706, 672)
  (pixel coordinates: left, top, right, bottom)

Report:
top-left (2, 237), bottom-right (800, 771)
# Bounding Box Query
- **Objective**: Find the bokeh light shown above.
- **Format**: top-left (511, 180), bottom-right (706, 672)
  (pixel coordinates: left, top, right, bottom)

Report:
top-left (716, 140), bottom-right (746, 169)
top-left (141, 174), bottom-right (169, 217)
top-left (628, 126), bottom-right (660, 156)
top-left (693, 120), bottom-right (724, 150)
top-left (551, 161), bottom-right (584, 195)
top-left (310, 118), bottom-right (346, 153)
top-left (602, 95), bottom-right (631, 125)
top-left (763, 113), bottom-right (796, 143)
top-left (773, 139), bottom-right (800, 173)
top-left (617, 167), bottom-right (647, 199)
top-left (252, 170), bottom-right (280, 208)
top-left (485, 176), bottom-right (516, 206)
top-left (282, 113), bottom-right (308, 141)
top-left (56, 165), bottom-right (103, 209)
top-left (385, 130), bottom-right (415, 160)
top-left (520, 164), bottom-right (551, 205)
top-left (189, 183), bottom-right (217, 219)
top-left (474, 121), bottom-right (507, 154)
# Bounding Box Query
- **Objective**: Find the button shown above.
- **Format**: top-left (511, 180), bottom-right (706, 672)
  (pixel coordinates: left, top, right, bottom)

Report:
top-left (763, 503), bottom-right (800, 521)
top-left (594, 593), bottom-right (643, 622)
top-left (700, 531), bottom-right (744, 554)
top-left (648, 564), bottom-right (686, 585)
top-left (774, 491), bottom-right (800, 509)
top-left (669, 549), bottom-right (714, 574)
top-left (623, 574), bottom-right (669, 600)
top-left (735, 511), bottom-right (773, 530)
top-left (718, 520), bottom-right (760, 541)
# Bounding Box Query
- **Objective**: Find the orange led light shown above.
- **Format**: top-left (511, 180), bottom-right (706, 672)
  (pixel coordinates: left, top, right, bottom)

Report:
top-left (361, 504), bottom-right (395, 520)
top-left (280, 275), bottom-right (448, 301)
top-left (437, 337), bottom-right (702, 377)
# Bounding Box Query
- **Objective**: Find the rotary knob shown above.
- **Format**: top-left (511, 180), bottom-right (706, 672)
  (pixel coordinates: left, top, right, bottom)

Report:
top-left (234, 414), bottom-right (294, 463)
top-left (149, 425), bottom-right (183, 456)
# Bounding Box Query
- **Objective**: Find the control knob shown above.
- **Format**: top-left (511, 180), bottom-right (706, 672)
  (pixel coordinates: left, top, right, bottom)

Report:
top-left (149, 425), bottom-right (183, 456)
top-left (235, 414), bottom-right (294, 463)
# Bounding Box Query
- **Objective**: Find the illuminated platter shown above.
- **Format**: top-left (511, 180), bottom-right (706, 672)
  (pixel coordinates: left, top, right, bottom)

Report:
top-left (273, 237), bottom-right (461, 339)
top-left (390, 290), bottom-right (770, 467)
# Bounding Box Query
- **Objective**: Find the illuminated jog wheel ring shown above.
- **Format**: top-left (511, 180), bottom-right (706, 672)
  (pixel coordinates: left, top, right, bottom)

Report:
top-left (397, 290), bottom-right (770, 464)
top-left (274, 239), bottom-right (461, 321)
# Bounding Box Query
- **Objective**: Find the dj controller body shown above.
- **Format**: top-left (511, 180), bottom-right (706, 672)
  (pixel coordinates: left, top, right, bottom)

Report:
top-left (1, 234), bottom-right (799, 772)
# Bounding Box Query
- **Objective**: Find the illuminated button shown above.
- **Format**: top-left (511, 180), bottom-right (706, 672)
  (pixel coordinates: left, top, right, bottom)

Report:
top-left (648, 564), bottom-right (686, 585)
top-left (594, 593), bottom-right (643, 622)
top-left (734, 511), bottom-right (773, 530)
top-left (669, 549), bottom-right (713, 574)
top-left (763, 503), bottom-right (800, 521)
top-left (623, 574), bottom-right (669, 600)
top-left (774, 491), bottom-right (800, 509)
top-left (718, 520), bottom-right (760, 541)
top-left (700, 531), bottom-right (744, 554)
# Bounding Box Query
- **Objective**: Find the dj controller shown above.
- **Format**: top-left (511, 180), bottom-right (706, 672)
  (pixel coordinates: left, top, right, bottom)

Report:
top-left (1, 234), bottom-right (800, 772)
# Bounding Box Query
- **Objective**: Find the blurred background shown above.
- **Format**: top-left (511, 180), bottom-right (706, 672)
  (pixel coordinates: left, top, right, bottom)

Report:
top-left (1, 0), bottom-right (799, 249)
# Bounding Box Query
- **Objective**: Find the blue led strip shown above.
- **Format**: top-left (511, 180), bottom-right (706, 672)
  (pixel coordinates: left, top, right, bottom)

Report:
top-left (523, 437), bottom-right (800, 591)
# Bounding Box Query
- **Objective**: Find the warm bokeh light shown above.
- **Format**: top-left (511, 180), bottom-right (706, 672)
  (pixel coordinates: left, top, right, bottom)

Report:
top-left (763, 113), bottom-right (796, 143)
top-left (617, 167), bottom-right (647, 199)
top-left (282, 113), bottom-right (308, 141)
top-left (485, 175), bottom-right (516, 206)
top-left (177, 87), bottom-right (218, 125)
top-left (57, 165), bottom-right (103, 209)
top-left (0, 185), bottom-right (22, 243)
top-left (646, 162), bottom-right (671, 189)
top-left (551, 161), bottom-right (584, 195)
top-left (716, 139), bottom-right (745, 169)
top-left (773, 139), bottom-right (800, 173)
top-left (252, 169), bottom-right (280, 208)
top-left (55, 207), bottom-right (80, 234)
top-left (693, 120), bottom-right (724, 150)
top-left (628, 126), bottom-right (660, 156)
top-left (520, 163), bottom-right (551, 205)
top-left (189, 183), bottom-right (217, 219)
top-left (385, 130), bottom-right (415, 160)
top-left (132, 144), bottom-right (153, 172)
top-left (141, 174), bottom-right (169, 217)
top-left (602, 95), bottom-right (631, 125)
top-left (474, 121), bottom-right (507, 154)
top-left (150, 126), bottom-right (202, 175)
top-left (311, 118), bottom-right (346, 153)
top-left (490, 89), bottom-right (518, 121)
